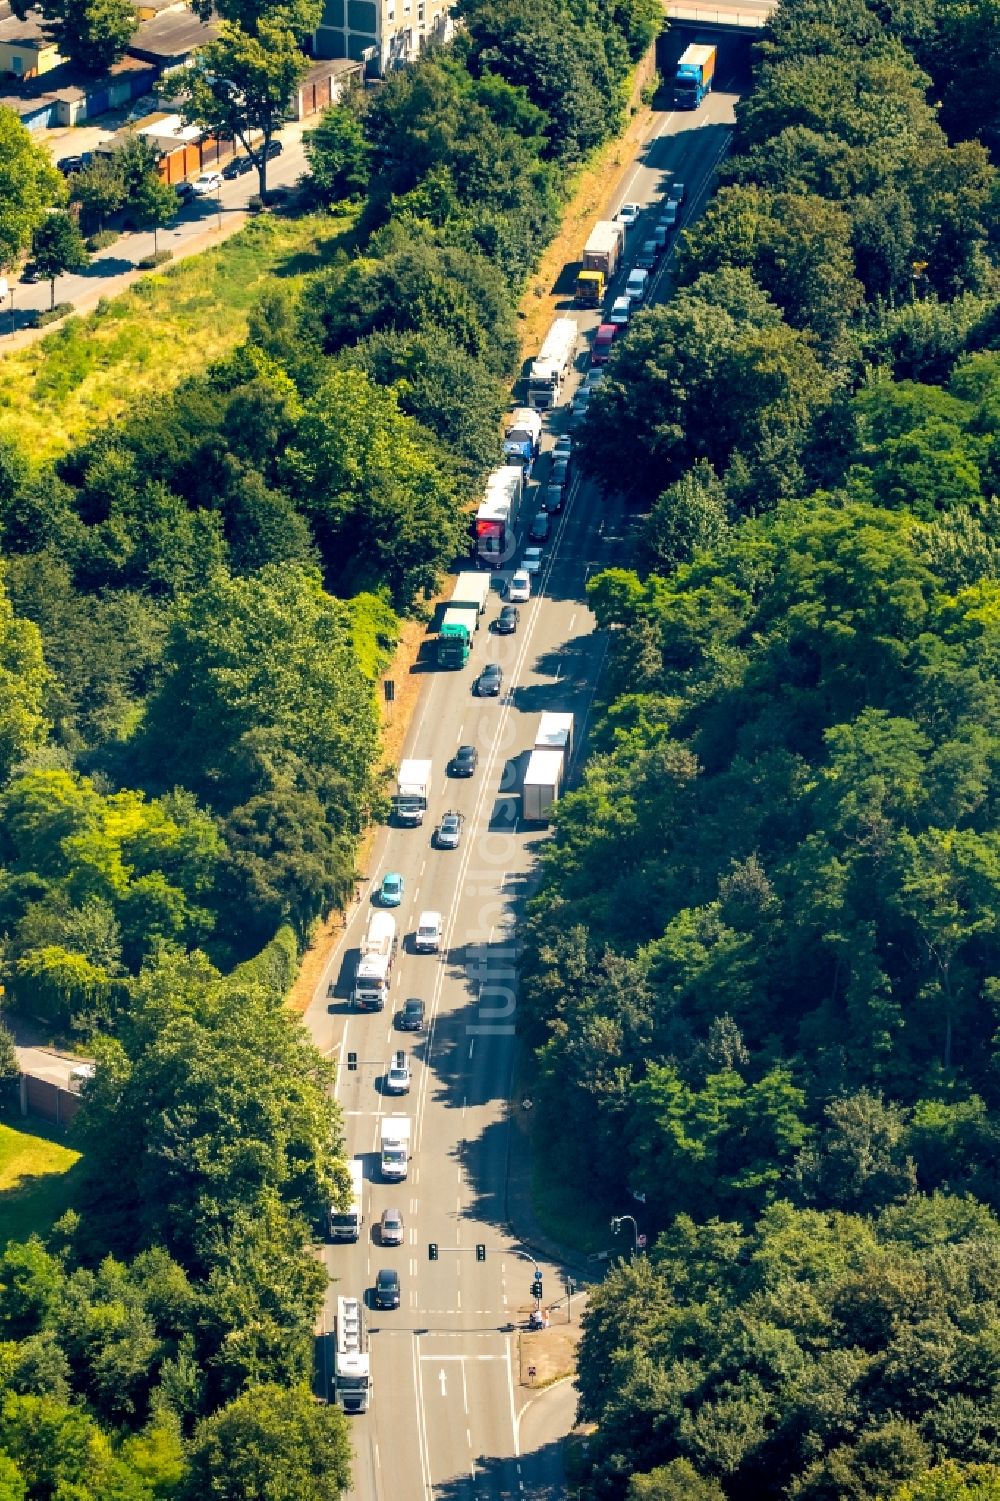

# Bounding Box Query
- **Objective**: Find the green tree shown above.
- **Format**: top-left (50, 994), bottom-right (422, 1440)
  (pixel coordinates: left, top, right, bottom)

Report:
top-left (67, 153), bottom-right (126, 232)
top-left (640, 463), bottom-right (730, 575)
top-left (0, 1020), bottom-right (17, 1095)
top-left (30, 210), bottom-right (89, 310)
top-left (304, 96), bottom-right (371, 203)
top-left (172, 16), bottom-right (316, 198)
top-left (24, 0), bottom-right (137, 71)
top-left (0, 107), bottom-right (63, 271)
top-left (288, 371), bottom-right (464, 606)
top-left (132, 171), bottom-right (177, 254)
top-left (184, 1383), bottom-right (351, 1500)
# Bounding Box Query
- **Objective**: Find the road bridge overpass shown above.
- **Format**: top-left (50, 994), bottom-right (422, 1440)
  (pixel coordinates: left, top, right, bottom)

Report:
top-left (665, 0), bottom-right (777, 32)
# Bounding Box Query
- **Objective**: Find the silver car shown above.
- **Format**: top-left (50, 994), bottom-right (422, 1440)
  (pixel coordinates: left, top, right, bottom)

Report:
top-left (436, 811), bottom-right (464, 849)
top-left (380, 1207), bottom-right (404, 1246)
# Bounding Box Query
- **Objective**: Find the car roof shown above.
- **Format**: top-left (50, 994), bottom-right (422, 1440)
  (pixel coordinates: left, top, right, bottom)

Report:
top-left (382, 1206), bottom-right (402, 1219)
top-left (377, 1267), bottom-right (399, 1282)
top-left (384, 871), bottom-right (402, 882)
top-left (458, 743), bottom-right (475, 754)
top-left (418, 910), bottom-right (441, 924)
top-left (404, 997), bottom-right (424, 1009)
top-left (597, 323), bottom-right (617, 336)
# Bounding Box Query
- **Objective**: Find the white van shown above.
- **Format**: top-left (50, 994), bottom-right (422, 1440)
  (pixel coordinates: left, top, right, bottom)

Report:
top-left (626, 268), bottom-right (649, 305)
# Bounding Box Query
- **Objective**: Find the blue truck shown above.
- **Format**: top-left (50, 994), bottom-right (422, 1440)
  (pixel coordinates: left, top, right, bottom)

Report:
top-left (674, 42), bottom-right (716, 109)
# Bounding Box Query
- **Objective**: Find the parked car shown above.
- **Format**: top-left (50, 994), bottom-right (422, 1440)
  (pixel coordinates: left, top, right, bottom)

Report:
top-left (398, 998), bottom-right (425, 1031)
top-left (625, 268), bottom-right (649, 305)
top-left (529, 511), bottom-right (551, 543)
top-left (175, 180), bottom-right (197, 203)
top-left (57, 153), bottom-right (90, 176)
top-left (190, 171), bottom-right (223, 196)
top-left (476, 662), bottom-right (504, 696)
top-left (550, 457), bottom-right (571, 490)
top-left (508, 570), bottom-right (531, 603)
top-left (414, 912), bottom-right (442, 953)
top-left (222, 154), bottom-right (254, 179)
top-left (374, 1268), bottom-right (400, 1309)
top-left (380, 1208), bottom-right (404, 1246)
top-left (378, 871), bottom-right (404, 906)
top-left (385, 1050), bottom-right (411, 1094)
top-left (495, 604), bottom-right (520, 634)
top-left (608, 295), bottom-right (632, 327)
top-left (541, 484), bottom-right (564, 515)
top-left (636, 239), bottom-right (658, 270)
top-left (435, 810), bottom-right (464, 848)
top-left (263, 138), bottom-right (283, 160)
top-left (451, 743), bottom-right (479, 776)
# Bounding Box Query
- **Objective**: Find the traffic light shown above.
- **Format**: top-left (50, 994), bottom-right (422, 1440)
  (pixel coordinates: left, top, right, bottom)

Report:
top-left (476, 1243), bottom-right (486, 1262)
top-left (347, 1051), bottom-right (358, 1072)
top-left (531, 1275), bottom-right (543, 1300)
top-left (428, 1243), bottom-right (439, 1261)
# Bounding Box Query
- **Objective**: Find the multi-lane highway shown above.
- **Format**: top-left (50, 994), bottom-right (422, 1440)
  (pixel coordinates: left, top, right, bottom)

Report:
top-left (302, 66), bottom-right (742, 1501)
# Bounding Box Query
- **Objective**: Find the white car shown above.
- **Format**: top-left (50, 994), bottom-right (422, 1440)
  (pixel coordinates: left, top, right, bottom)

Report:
top-left (385, 1051), bottom-right (411, 1095)
top-left (190, 171), bottom-right (223, 196)
top-left (608, 295), bottom-right (632, 327)
top-left (522, 547), bottom-right (544, 575)
top-left (414, 911), bottom-right (442, 953)
top-left (626, 269), bottom-right (649, 305)
top-left (615, 202), bottom-right (642, 229)
top-left (508, 570), bottom-right (531, 603)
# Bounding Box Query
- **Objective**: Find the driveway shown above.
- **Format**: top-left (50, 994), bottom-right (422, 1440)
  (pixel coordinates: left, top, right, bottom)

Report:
top-left (1, 120), bottom-right (312, 351)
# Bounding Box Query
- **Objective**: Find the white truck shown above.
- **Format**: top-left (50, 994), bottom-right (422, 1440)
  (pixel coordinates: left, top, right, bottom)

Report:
top-left (333, 1295), bottom-right (372, 1413)
top-left (395, 758), bottom-right (432, 825)
top-left (522, 747), bottom-right (564, 824)
top-left (534, 712), bottom-right (574, 762)
top-left (527, 317), bottom-right (579, 411)
top-left (380, 1115), bottom-right (412, 1181)
top-left (451, 571), bottom-right (492, 618)
top-left (354, 910), bottom-right (397, 1010)
top-left (329, 1158), bottom-right (363, 1243)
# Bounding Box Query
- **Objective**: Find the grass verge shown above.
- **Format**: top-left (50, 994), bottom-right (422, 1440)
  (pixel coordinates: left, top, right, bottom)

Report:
top-left (0, 1117), bottom-right (83, 1248)
top-left (0, 209), bottom-right (355, 464)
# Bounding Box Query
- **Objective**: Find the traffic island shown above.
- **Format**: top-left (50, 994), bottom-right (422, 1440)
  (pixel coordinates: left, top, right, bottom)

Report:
top-left (517, 1300), bottom-right (584, 1388)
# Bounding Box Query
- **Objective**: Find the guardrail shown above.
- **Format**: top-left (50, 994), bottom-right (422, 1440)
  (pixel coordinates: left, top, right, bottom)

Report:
top-left (664, 3), bottom-right (773, 23)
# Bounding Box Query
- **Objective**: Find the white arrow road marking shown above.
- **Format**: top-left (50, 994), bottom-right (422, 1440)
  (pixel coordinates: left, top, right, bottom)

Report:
top-left (438, 1368), bottom-right (448, 1396)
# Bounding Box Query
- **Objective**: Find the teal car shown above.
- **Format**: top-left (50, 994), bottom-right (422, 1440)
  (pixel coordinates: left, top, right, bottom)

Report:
top-left (379, 872), bottom-right (404, 907)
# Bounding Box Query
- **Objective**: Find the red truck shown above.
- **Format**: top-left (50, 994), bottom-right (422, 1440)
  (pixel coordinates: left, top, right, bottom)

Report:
top-left (591, 323), bottom-right (618, 365)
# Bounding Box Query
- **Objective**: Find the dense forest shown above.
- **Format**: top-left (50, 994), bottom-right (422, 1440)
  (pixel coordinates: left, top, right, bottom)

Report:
top-left (533, 0), bottom-right (1000, 1495)
top-left (0, 0), bottom-right (658, 1490)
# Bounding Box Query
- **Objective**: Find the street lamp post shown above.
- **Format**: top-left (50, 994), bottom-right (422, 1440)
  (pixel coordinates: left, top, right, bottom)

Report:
top-left (611, 1214), bottom-right (640, 1259)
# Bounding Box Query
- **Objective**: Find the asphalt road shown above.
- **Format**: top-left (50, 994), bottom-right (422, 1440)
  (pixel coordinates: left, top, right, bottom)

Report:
top-left (303, 72), bottom-right (742, 1501)
top-left (5, 123), bottom-right (310, 331)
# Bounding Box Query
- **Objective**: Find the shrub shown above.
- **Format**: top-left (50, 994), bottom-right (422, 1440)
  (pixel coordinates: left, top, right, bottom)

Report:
top-left (29, 304), bottom-right (74, 329)
top-left (86, 230), bottom-right (119, 252)
top-left (135, 250), bottom-right (172, 270)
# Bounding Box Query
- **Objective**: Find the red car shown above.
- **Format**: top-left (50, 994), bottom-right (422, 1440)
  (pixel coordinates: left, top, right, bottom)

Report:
top-left (591, 323), bottom-right (618, 365)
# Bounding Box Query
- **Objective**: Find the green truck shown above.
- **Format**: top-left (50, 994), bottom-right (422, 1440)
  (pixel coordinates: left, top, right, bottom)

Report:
top-left (437, 605), bottom-right (479, 667)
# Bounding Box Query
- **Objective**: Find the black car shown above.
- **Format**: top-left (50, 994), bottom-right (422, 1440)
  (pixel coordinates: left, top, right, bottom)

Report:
top-left (541, 484), bottom-right (564, 515)
top-left (57, 153), bottom-right (89, 176)
top-left (550, 457), bottom-right (571, 490)
top-left (529, 512), bottom-right (551, 543)
top-left (495, 605), bottom-right (519, 635)
top-left (374, 1268), bottom-right (400, 1309)
top-left (222, 154), bottom-right (254, 179)
top-left (399, 998), bottom-right (425, 1031)
top-left (451, 744), bottom-right (478, 776)
top-left (263, 138), bottom-right (283, 160)
top-left (175, 181), bottom-right (197, 202)
top-left (476, 663), bottom-right (503, 696)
